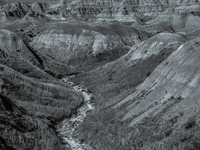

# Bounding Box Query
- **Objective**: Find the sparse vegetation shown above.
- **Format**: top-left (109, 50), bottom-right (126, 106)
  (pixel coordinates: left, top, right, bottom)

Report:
top-left (1, 0), bottom-right (200, 149)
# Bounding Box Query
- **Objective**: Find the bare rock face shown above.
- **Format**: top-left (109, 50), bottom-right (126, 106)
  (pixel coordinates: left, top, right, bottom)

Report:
top-left (31, 22), bottom-right (149, 66)
top-left (30, 2), bottom-right (48, 14)
top-left (0, 12), bottom-right (9, 22)
top-left (2, 3), bottom-right (32, 19)
top-left (32, 29), bottom-right (120, 61)
top-left (56, 0), bottom-right (164, 21)
top-left (52, 0), bottom-right (200, 22)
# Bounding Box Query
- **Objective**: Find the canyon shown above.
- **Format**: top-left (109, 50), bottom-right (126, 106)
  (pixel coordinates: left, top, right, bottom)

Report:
top-left (1, 0), bottom-right (200, 150)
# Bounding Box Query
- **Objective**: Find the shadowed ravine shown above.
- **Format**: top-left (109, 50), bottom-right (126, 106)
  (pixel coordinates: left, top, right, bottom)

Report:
top-left (56, 78), bottom-right (95, 150)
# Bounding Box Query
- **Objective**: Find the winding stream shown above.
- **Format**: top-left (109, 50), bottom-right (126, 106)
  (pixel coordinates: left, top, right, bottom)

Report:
top-left (56, 78), bottom-right (95, 150)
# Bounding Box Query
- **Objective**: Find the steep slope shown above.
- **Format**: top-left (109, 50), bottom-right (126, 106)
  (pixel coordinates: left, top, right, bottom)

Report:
top-left (0, 63), bottom-right (83, 150)
top-left (119, 38), bottom-right (200, 124)
top-left (0, 63), bottom-right (83, 118)
top-left (1, 0), bottom-right (200, 24)
top-left (18, 12), bottom-right (51, 25)
top-left (31, 21), bottom-right (150, 71)
top-left (1, 1), bottom-right (200, 150)
top-left (2, 3), bottom-right (32, 19)
top-left (0, 29), bottom-right (79, 78)
top-left (106, 37), bottom-right (200, 150)
top-left (73, 33), bottom-right (186, 106)
top-left (137, 4), bottom-right (200, 34)
top-left (51, 0), bottom-right (165, 22)
top-left (0, 11), bottom-right (9, 22)
top-left (30, 2), bottom-right (48, 14)
top-left (0, 29), bottom-right (43, 67)
top-left (0, 47), bottom-right (53, 80)
top-left (0, 93), bottom-right (67, 150)
top-left (71, 33), bottom-right (186, 149)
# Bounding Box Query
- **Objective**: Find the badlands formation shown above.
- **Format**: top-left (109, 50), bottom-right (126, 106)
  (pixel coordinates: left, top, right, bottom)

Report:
top-left (1, 0), bottom-right (200, 150)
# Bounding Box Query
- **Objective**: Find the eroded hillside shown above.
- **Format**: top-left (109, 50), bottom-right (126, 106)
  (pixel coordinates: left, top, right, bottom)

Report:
top-left (1, 0), bottom-right (200, 150)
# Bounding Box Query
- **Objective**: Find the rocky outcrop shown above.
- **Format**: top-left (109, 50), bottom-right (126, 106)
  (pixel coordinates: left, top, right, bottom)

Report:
top-left (0, 2), bottom-right (50, 24)
top-left (51, 0), bottom-right (165, 21)
top-left (2, 3), bottom-right (32, 19)
top-left (46, 0), bottom-right (200, 22)
top-left (134, 3), bottom-right (200, 33)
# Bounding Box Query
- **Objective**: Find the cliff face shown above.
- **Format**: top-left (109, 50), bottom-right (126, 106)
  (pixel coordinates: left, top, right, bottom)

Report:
top-left (50, 0), bottom-right (164, 21)
top-left (51, 0), bottom-right (200, 22)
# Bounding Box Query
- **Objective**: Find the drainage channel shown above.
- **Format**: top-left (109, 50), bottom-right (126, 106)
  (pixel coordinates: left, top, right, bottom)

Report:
top-left (56, 78), bottom-right (95, 150)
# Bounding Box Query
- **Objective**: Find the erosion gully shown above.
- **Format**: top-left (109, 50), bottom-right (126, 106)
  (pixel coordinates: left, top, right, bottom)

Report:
top-left (56, 77), bottom-right (95, 150)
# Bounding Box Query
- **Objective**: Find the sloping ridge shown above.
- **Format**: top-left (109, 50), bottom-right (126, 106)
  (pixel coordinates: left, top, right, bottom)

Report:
top-left (16, 31), bottom-right (44, 69)
top-left (113, 37), bottom-right (200, 149)
top-left (0, 30), bottom-right (43, 68)
top-left (0, 29), bottom-right (79, 78)
top-left (0, 62), bottom-right (83, 149)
